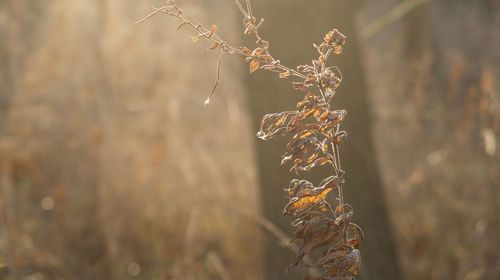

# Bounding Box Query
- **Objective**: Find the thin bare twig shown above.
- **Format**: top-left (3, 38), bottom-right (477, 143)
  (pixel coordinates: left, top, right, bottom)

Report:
top-left (135, 6), bottom-right (168, 25)
top-left (204, 51), bottom-right (224, 106)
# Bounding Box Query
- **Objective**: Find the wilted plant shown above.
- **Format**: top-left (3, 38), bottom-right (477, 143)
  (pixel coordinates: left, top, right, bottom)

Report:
top-left (138, 0), bottom-right (364, 278)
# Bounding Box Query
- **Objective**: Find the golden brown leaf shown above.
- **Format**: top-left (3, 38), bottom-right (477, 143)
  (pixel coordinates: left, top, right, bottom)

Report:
top-left (208, 24), bottom-right (217, 38)
top-left (279, 71), bottom-right (291, 79)
top-left (284, 188), bottom-right (332, 214)
top-left (208, 42), bottom-right (219, 50)
top-left (257, 112), bottom-right (297, 140)
top-left (249, 60), bottom-right (260, 73)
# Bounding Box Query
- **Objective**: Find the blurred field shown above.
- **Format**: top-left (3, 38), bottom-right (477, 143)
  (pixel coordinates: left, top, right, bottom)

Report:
top-left (359, 0), bottom-right (500, 279)
top-left (1, 0), bottom-right (499, 279)
top-left (0, 1), bottom-right (262, 279)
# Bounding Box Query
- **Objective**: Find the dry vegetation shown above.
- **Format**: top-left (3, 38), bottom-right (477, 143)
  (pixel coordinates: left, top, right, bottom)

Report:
top-left (141, 1), bottom-right (364, 279)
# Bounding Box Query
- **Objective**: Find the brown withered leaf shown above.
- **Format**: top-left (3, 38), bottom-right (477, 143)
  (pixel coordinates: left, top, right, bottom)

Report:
top-left (251, 47), bottom-right (264, 56)
top-left (291, 210), bottom-right (329, 228)
top-left (297, 64), bottom-right (316, 75)
top-left (249, 60), bottom-right (260, 73)
top-left (283, 187), bottom-right (332, 216)
top-left (284, 179), bottom-right (314, 197)
top-left (290, 213), bottom-right (329, 243)
top-left (287, 218), bottom-right (344, 272)
top-left (322, 248), bottom-right (361, 277)
top-left (319, 110), bottom-right (347, 132)
top-left (241, 47), bottom-right (251, 55)
top-left (334, 204), bottom-right (353, 217)
top-left (279, 71), bottom-right (291, 79)
top-left (257, 111), bottom-right (297, 140)
top-left (208, 42), bottom-right (219, 50)
top-left (347, 223), bottom-right (364, 249)
top-left (321, 67), bottom-right (342, 92)
top-left (283, 176), bottom-right (342, 216)
top-left (309, 244), bottom-right (354, 268)
top-left (292, 82), bottom-right (308, 91)
top-left (331, 131), bottom-right (348, 144)
top-left (294, 157), bottom-right (332, 173)
top-left (323, 29), bottom-right (346, 53)
top-left (281, 130), bottom-right (322, 174)
top-left (309, 243), bottom-right (361, 278)
top-left (304, 74), bottom-right (319, 87)
top-left (334, 210), bottom-right (353, 229)
top-left (296, 92), bottom-right (325, 119)
top-left (208, 24), bottom-right (217, 38)
top-left (319, 175), bottom-right (345, 190)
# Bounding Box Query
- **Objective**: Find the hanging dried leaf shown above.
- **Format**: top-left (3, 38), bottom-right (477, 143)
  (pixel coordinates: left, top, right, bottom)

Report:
top-left (296, 92), bottom-right (324, 119)
top-left (208, 42), bottom-right (219, 50)
top-left (283, 176), bottom-right (342, 216)
top-left (208, 24), bottom-right (218, 38)
top-left (287, 218), bottom-right (344, 272)
top-left (297, 64), bottom-right (315, 74)
top-left (284, 179), bottom-right (314, 197)
top-left (251, 47), bottom-right (264, 56)
top-left (321, 67), bottom-right (342, 91)
top-left (257, 112), bottom-right (297, 140)
top-left (319, 110), bottom-right (347, 132)
top-left (294, 157), bottom-right (332, 173)
top-left (279, 71), bottom-right (291, 79)
top-left (241, 47), bottom-right (251, 55)
top-left (331, 131), bottom-right (348, 144)
top-left (249, 60), bottom-right (260, 73)
top-left (319, 175), bottom-right (344, 190)
top-left (292, 82), bottom-right (308, 91)
top-left (281, 130), bottom-right (323, 173)
top-left (283, 187), bottom-right (332, 216)
top-left (347, 223), bottom-right (364, 249)
top-left (322, 249), bottom-right (361, 277)
top-left (309, 244), bottom-right (354, 268)
top-left (290, 211), bottom-right (332, 243)
top-left (304, 74), bottom-right (319, 86)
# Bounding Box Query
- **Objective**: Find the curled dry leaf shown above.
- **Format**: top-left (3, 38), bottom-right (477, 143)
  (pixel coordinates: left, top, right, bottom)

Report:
top-left (322, 248), bottom-right (361, 278)
top-left (249, 60), bottom-right (260, 73)
top-left (283, 176), bottom-right (343, 216)
top-left (257, 111), bottom-right (298, 140)
top-left (279, 71), bottom-right (291, 79)
top-left (281, 130), bottom-right (322, 174)
top-left (287, 218), bottom-right (345, 272)
top-left (321, 67), bottom-right (342, 93)
top-left (208, 42), bottom-right (219, 50)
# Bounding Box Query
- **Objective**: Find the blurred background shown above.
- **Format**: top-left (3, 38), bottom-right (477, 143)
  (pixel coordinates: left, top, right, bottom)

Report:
top-left (0, 0), bottom-right (499, 279)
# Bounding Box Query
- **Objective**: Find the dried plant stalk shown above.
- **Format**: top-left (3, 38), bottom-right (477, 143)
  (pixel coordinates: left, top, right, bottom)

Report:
top-left (138, 0), bottom-right (363, 278)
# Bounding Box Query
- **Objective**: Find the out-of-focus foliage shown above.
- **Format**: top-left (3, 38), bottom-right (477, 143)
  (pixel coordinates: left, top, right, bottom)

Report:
top-left (0, 0), bottom-right (263, 279)
top-left (359, 0), bottom-right (500, 279)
